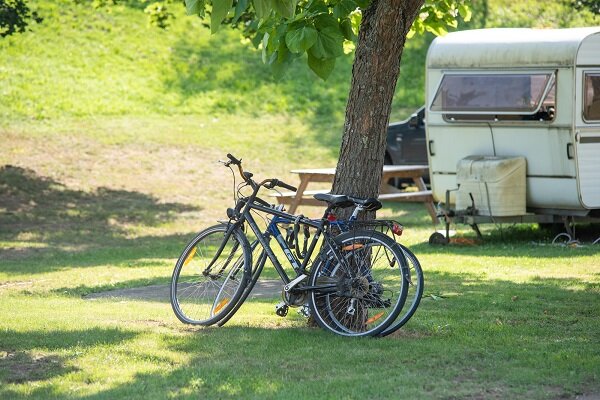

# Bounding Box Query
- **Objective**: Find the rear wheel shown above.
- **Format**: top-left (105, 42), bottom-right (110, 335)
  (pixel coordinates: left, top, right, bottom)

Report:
top-left (308, 230), bottom-right (409, 337)
top-left (170, 224), bottom-right (251, 326)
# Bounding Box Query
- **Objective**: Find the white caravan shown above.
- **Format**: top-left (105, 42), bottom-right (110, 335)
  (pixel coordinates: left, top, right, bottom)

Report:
top-left (425, 27), bottom-right (600, 237)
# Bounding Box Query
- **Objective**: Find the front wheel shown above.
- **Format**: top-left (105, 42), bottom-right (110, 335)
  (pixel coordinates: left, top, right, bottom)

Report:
top-left (308, 230), bottom-right (409, 337)
top-left (170, 224), bottom-right (251, 326)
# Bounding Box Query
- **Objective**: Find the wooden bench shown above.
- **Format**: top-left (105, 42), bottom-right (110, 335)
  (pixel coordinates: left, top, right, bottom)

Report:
top-left (270, 166), bottom-right (438, 223)
top-left (271, 189), bottom-right (434, 208)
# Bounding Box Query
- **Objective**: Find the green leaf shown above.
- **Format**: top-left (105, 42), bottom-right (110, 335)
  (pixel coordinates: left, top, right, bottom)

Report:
top-left (233, 0), bottom-right (249, 23)
top-left (271, 43), bottom-right (293, 79)
top-left (332, 0), bottom-right (357, 19)
top-left (285, 25), bottom-right (318, 53)
top-left (185, 0), bottom-right (205, 15)
top-left (306, 1), bottom-right (328, 14)
top-left (261, 32), bottom-right (270, 63)
top-left (308, 52), bottom-right (335, 80)
top-left (426, 21), bottom-right (448, 37)
top-left (272, 0), bottom-right (297, 19)
top-left (349, 10), bottom-right (361, 34)
top-left (339, 18), bottom-right (354, 41)
top-left (251, 31), bottom-right (263, 48)
top-left (458, 4), bottom-right (472, 22)
top-left (211, 0), bottom-right (233, 33)
top-left (267, 23), bottom-right (287, 52)
top-left (314, 14), bottom-right (338, 30)
top-left (253, 0), bottom-right (272, 20)
top-left (309, 26), bottom-right (344, 59)
top-left (355, 0), bottom-right (370, 9)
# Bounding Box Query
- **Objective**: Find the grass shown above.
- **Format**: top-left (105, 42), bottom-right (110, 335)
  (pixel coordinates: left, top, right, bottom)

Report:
top-left (1, 0), bottom-right (600, 398)
top-left (1, 142), bottom-right (599, 398)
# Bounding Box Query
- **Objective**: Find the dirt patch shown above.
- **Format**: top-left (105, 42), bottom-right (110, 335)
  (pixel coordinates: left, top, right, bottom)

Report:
top-left (84, 280), bottom-right (282, 302)
top-left (0, 281), bottom-right (34, 290)
top-left (0, 351), bottom-right (75, 383)
top-left (575, 394), bottom-right (600, 400)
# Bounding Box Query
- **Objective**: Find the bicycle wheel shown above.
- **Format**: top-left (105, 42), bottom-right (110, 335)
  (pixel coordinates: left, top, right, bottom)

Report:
top-left (308, 230), bottom-right (409, 337)
top-left (378, 244), bottom-right (424, 337)
top-left (170, 224), bottom-right (251, 326)
top-left (216, 240), bottom-right (268, 327)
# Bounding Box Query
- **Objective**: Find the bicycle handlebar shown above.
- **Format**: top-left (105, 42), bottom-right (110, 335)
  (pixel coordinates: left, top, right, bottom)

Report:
top-left (265, 179), bottom-right (297, 193)
top-left (224, 154), bottom-right (297, 193)
top-left (226, 153), bottom-right (241, 165)
top-left (276, 180), bottom-right (297, 192)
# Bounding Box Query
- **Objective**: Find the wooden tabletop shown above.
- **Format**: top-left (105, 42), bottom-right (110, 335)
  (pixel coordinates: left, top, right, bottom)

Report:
top-left (275, 164), bottom-right (436, 223)
top-left (291, 165), bottom-right (429, 180)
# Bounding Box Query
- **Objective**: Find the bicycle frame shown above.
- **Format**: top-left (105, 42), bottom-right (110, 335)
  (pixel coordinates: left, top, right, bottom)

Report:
top-left (235, 199), bottom-right (347, 294)
top-left (171, 154), bottom-right (418, 336)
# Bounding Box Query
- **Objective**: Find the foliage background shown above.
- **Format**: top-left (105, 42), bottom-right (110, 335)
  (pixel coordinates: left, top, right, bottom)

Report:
top-left (2, 0), bottom-right (598, 126)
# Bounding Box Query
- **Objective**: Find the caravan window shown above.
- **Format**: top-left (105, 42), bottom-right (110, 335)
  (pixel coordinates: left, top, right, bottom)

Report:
top-left (430, 72), bottom-right (556, 121)
top-left (583, 73), bottom-right (600, 122)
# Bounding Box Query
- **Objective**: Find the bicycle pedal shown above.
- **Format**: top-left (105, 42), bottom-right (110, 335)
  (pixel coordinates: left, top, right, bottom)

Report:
top-left (275, 302), bottom-right (289, 317)
top-left (298, 304), bottom-right (311, 318)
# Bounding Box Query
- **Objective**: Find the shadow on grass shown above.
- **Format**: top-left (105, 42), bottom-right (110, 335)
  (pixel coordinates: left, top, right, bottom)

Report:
top-left (381, 203), bottom-right (599, 258)
top-left (0, 165), bottom-right (200, 270)
top-left (3, 271), bottom-right (599, 399)
top-left (0, 327), bottom-right (138, 385)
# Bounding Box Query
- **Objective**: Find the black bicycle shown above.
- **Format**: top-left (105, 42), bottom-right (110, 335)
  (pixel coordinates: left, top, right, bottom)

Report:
top-left (170, 154), bottom-right (422, 337)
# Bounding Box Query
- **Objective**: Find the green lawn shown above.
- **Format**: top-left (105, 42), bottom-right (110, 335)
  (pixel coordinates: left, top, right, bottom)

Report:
top-left (1, 0), bottom-right (600, 398)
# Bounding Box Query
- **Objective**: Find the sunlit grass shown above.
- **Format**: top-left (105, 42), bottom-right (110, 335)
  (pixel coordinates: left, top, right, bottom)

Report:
top-left (1, 1), bottom-right (600, 398)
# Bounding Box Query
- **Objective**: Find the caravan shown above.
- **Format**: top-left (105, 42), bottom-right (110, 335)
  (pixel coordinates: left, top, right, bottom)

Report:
top-left (425, 27), bottom-right (600, 238)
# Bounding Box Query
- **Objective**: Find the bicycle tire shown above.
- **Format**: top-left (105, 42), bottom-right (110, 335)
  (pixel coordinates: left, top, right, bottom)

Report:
top-left (216, 242), bottom-right (268, 327)
top-left (170, 224), bottom-right (251, 326)
top-left (308, 229), bottom-right (409, 337)
top-left (378, 243), bottom-right (424, 337)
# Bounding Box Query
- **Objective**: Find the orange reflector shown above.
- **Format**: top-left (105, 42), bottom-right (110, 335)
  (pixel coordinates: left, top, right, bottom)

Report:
top-left (214, 298), bottom-right (229, 313)
top-left (342, 243), bottom-right (364, 251)
top-left (183, 249), bottom-right (196, 266)
top-left (366, 312), bottom-right (385, 325)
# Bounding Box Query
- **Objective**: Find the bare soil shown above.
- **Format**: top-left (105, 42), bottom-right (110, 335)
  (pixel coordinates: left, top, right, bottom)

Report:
top-left (84, 280), bottom-right (282, 302)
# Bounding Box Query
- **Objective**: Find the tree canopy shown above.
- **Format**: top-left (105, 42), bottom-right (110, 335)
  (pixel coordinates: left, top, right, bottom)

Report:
top-left (184, 0), bottom-right (471, 79)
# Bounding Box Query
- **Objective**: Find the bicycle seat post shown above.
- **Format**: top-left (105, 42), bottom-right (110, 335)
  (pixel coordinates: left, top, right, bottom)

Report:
top-left (349, 204), bottom-right (364, 222)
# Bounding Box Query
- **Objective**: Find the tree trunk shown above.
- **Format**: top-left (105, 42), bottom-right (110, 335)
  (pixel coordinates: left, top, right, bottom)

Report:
top-left (331, 0), bottom-right (424, 217)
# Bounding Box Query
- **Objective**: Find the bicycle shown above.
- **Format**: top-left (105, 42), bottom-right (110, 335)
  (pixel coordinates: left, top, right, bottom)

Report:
top-left (170, 154), bottom-right (421, 337)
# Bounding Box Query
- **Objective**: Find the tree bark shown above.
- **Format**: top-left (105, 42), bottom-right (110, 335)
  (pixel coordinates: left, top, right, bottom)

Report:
top-left (331, 0), bottom-right (424, 216)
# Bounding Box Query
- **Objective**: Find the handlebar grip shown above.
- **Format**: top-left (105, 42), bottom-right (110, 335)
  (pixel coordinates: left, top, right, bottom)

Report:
top-left (277, 181), bottom-right (297, 192)
top-left (226, 153), bottom-right (241, 165)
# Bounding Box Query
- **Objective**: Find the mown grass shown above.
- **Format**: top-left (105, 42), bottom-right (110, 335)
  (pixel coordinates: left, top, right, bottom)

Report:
top-left (1, 149), bottom-right (599, 398)
top-left (1, 0), bottom-right (600, 398)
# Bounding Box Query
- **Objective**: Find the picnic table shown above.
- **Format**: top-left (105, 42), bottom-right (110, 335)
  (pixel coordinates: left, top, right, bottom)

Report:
top-left (271, 165), bottom-right (438, 223)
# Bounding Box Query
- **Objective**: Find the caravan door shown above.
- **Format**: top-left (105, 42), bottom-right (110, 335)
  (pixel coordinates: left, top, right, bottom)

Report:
top-left (575, 69), bottom-right (600, 209)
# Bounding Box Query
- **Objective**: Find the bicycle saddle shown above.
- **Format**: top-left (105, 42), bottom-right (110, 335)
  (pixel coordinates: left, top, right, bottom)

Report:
top-left (314, 193), bottom-right (382, 211)
top-left (313, 193), bottom-right (355, 208)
